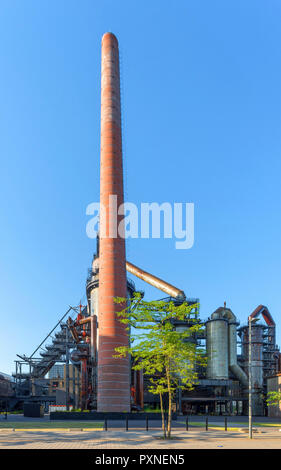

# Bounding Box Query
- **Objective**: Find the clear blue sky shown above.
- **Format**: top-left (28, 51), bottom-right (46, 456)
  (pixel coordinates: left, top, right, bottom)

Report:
top-left (1, 0), bottom-right (281, 374)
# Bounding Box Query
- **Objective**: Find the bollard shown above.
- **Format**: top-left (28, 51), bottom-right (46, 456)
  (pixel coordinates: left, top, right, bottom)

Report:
top-left (225, 417), bottom-right (227, 431)
top-left (104, 417), bottom-right (107, 431)
top-left (146, 415), bottom-right (149, 431)
top-left (126, 415), bottom-right (128, 431)
top-left (206, 416), bottom-right (208, 431)
top-left (186, 416), bottom-right (188, 431)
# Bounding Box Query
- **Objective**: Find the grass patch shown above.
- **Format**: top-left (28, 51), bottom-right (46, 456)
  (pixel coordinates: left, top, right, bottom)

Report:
top-left (0, 421), bottom-right (103, 429)
top-left (252, 422), bottom-right (281, 427)
top-left (142, 409), bottom-right (162, 413)
top-left (179, 420), bottom-right (281, 429)
top-left (222, 421), bottom-right (281, 428)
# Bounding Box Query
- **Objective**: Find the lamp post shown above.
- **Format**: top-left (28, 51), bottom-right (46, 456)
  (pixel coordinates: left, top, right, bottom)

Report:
top-left (248, 317), bottom-right (259, 439)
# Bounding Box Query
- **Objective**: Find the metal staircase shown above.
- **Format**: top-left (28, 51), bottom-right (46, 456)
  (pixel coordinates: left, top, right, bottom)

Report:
top-left (13, 307), bottom-right (78, 399)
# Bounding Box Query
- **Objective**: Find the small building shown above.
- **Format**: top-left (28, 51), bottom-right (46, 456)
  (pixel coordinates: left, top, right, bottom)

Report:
top-left (48, 364), bottom-right (80, 407)
top-left (267, 374), bottom-right (281, 418)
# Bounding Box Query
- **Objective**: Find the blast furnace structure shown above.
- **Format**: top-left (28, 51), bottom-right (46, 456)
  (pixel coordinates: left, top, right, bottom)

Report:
top-left (11, 33), bottom-right (281, 417)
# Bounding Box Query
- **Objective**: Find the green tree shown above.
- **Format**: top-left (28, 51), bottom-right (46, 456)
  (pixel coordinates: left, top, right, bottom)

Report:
top-left (266, 391), bottom-right (281, 406)
top-left (114, 293), bottom-right (206, 439)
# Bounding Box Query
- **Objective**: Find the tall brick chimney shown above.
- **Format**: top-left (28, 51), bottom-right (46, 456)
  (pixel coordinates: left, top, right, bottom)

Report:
top-left (97, 33), bottom-right (130, 412)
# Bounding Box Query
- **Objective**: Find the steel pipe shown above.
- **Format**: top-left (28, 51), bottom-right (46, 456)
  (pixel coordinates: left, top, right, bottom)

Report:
top-left (126, 261), bottom-right (186, 300)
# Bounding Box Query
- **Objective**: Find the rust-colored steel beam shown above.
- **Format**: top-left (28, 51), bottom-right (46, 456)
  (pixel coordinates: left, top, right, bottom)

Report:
top-left (81, 358), bottom-right (88, 411)
top-left (67, 317), bottom-right (80, 343)
top-left (90, 314), bottom-right (97, 363)
top-left (78, 317), bottom-right (91, 325)
top-left (126, 261), bottom-right (186, 300)
top-left (97, 33), bottom-right (130, 412)
top-left (249, 304), bottom-right (275, 326)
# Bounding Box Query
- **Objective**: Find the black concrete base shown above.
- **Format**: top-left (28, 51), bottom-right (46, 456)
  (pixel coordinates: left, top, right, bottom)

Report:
top-left (50, 411), bottom-right (177, 421)
top-left (24, 403), bottom-right (44, 418)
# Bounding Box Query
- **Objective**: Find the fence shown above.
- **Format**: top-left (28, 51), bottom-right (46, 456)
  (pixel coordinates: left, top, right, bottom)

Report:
top-left (103, 415), bottom-right (229, 432)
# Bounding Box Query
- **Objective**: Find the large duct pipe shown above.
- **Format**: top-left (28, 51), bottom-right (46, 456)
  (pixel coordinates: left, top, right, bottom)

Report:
top-left (97, 33), bottom-right (130, 412)
top-left (90, 257), bottom-right (186, 300)
top-left (126, 261), bottom-right (186, 300)
top-left (228, 323), bottom-right (248, 388)
top-left (223, 309), bottom-right (248, 388)
top-left (228, 330), bottom-right (248, 387)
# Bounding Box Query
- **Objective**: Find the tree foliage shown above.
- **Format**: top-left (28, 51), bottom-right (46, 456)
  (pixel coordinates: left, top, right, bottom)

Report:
top-left (114, 292), bottom-right (206, 438)
top-left (266, 391), bottom-right (281, 406)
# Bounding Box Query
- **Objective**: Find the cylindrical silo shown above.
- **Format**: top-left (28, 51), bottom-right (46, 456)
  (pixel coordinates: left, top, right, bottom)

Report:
top-left (206, 313), bottom-right (229, 380)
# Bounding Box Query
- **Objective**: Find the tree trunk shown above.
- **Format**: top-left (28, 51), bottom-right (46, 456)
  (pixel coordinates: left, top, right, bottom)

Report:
top-left (159, 392), bottom-right (166, 439)
top-left (166, 362), bottom-right (172, 439)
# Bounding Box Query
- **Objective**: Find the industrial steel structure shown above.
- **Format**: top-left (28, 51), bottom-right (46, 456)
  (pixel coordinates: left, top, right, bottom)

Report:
top-left (238, 305), bottom-right (280, 415)
top-left (9, 33), bottom-right (281, 416)
top-left (11, 299), bottom-right (281, 415)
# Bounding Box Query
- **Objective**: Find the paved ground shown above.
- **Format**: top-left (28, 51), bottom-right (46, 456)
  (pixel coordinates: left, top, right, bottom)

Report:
top-left (0, 414), bottom-right (281, 449)
top-left (0, 428), bottom-right (281, 449)
top-left (0, 425), bottom-right (281, 448)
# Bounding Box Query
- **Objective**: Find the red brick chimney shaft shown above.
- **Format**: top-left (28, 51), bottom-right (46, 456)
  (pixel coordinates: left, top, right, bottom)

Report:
top-left (97, 33), bottom-right (130, 412)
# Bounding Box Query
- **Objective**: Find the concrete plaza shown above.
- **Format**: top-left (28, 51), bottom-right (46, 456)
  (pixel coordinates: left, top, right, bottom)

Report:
top-left (0, 423), bottom-right (281, 449)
